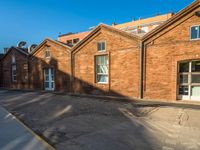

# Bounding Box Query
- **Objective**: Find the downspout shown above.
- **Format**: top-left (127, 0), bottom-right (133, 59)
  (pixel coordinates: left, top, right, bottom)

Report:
top-left (139, 41), bottom-right (144, 99)
top-left (69, 51), bottom-right (73, 93)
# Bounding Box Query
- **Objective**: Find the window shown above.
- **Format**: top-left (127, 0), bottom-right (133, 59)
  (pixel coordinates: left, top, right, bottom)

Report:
top-left (12, 55), bottom-right (16, 64)
top-left (178, 60), bottom-right (200, 100)
top-left (95, 55), bottom-right (108, 83)
top-left (45, 50), bottom-right (51, 58)
top-left (190, 26), bottom-right (200, 40)
top-left (97, 41), bottom-right (106, 51)
top-left (12, 65), bottom-right (17, 82)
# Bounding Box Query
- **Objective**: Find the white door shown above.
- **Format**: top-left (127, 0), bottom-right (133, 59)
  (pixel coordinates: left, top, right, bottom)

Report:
top-left (44, 68), bottom-right (55, 91)
top-left (178, 60), bottom-right (200, 101)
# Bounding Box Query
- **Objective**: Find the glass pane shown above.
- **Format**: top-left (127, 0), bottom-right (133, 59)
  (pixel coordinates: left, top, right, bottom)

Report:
top-left (192, 61), bottom-right (200, 72)
top-left (179, 86), bottom-right (189, 95)
top-left (97, 43), bottom-right (101, 51)
top-left (102, 42), bottom-right (105, 50)
top-left (191, 26), bottom-right (198, 39)
top-left (199, 26), bottom-right (200, 38)
top-left (13, 76), bottom-right (17, 81)
top-left (44, 69), bottom-right (48, 75)
top-left (96, 56), bottom-right (100, 64)
top-left (97, 75), bottom-right (108, 83)
top-left (179, 62), bottom-right (189, 73)
top-left (51, 76), bottom-right (54, 81)
top-left (45, 82), bottom-right (49, 88)
top-left (52, 82), bottom-right (54, 89)
top-left (191, 86), bottom-right (200, 96)
top-left (101, 65), bottom-right (108, 73)
top-left (51, 69), bottom-right (54, 75)
top-left (191, 74), bottom-right (200, 83)
top-left (179, 74), bottom-right (188, 84)
top-left (45, 76), bottom-right (49, 81)
top-left (96, 65), bottom-right (100, 73)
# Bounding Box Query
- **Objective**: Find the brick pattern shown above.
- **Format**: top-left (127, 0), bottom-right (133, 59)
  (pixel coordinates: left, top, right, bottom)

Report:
top-left (29, 40), bottom-right (71, 92)
top-left (143, 7), bottom-right (200, 101)
top-left (1, 48), bottom-right (29, 89)
top-left (72, 28), bottom-right (140, 98)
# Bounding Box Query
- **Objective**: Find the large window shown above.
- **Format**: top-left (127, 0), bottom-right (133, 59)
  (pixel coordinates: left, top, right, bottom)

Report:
top-left (12, 65), bottom-right (17, 82)
top-left (97, 41), bottom-right (106, 51)
top-left (178, 60), bottom-right (200, 100)
top-left (95, 55), bottom-right (108, 83)
top-left (190, 26), bottom-right (200, 40)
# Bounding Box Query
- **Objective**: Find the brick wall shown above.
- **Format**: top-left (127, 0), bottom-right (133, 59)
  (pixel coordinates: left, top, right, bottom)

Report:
top-left (72, 27), bottom-right (140, 98)
top-left (29, 40), bottom-right (71, 92)
top-left (143, 7), bottom-right (200, 101)
top-left (1, 48), bottom-right (29, 89)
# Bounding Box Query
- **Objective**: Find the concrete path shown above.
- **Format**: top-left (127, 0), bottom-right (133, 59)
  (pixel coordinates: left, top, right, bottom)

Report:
top-left (0, 107), bottom-right (54, 150)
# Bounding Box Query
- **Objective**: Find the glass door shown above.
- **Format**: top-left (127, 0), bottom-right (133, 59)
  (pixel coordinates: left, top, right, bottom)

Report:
top-left (178, 60), bottom-right (200, 100)
top-left (44, 68), bottom-right (55, 91)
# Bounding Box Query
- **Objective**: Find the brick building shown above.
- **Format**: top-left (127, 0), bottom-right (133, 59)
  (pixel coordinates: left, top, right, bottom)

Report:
top-left (1, 47), bottom-right (29, 89)
top-left (0, 53), bottom-right (4, 87)
top-left (29, 38), bottom-right (71, 92)
top-left (71, 24), bottom-right (141, 98)
top-left (141, 0), bottom-right (200, 101)
top-left (1, 0), bottom-right (200, 102)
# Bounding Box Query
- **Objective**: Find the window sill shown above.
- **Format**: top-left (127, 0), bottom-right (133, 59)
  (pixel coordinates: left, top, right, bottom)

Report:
top-left (96, 82), bottom-right (108, 85)
top-left (190, 38), bottom-right (200, 41)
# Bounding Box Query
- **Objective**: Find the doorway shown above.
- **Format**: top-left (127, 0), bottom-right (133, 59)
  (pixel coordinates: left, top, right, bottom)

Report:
top-left (178, 60), bottom-right (200, 100)
top-left (44, 68), bottom-right (55, 91)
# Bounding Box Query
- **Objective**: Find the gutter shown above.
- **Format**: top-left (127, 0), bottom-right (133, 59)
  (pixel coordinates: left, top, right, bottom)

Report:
top-left (139, 41), bottom-right (144, 99)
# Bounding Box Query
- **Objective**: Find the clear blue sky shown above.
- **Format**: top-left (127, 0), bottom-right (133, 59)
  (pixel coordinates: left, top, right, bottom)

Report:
top-left (0, 0), bottom-right (194, 52)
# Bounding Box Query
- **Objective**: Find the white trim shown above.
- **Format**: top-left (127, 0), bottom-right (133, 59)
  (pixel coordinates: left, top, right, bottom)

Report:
top-left (178, 60), bottom-right (200, 101)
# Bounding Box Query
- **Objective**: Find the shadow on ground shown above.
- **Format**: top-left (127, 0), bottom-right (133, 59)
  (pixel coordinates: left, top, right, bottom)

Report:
top-left (0, 90), bottom-right (200, 150)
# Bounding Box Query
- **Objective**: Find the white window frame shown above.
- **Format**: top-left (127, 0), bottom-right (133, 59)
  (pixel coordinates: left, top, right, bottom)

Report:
top-left (97, 41), bottom-right (106, 52)
top-left (12, 65), bottom-right (17, 82)
top-left (95, 55), bottom-right (109, 84)
top-left (178, 60), bottom-right (200, 101)
top-left (190, 25), bottom-right (200, 40)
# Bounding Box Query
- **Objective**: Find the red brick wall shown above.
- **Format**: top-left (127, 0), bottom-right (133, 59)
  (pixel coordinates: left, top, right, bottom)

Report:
top-left (1, 48), bottom-right (29, 89)
top-left (72, 28), bottom-right (140, 98)
top-left (143, 7), bottom-right (200, 101)
top-left (29, 40), bottom-right (71, 92)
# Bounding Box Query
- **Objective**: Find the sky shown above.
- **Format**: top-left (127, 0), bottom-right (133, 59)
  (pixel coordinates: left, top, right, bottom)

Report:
top-left (0, 0), bottom-right (194, 53)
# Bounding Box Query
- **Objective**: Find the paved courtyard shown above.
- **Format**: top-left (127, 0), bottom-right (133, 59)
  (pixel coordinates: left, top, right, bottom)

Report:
top-left (0, 89), bottom-right (200, 150)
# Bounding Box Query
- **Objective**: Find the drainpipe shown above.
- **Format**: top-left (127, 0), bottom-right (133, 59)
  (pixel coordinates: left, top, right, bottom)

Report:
top-left (139, 41), bottom-right (144, 99)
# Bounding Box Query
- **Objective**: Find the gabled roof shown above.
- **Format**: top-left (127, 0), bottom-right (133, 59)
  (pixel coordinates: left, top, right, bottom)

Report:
top-left (143, 0), bottom-right (200, 41)
top-left (30, 38), bottom-right (71, 57)
top-left (1, 46), bottom-right (29, 61)
top-left (72, 24), bottom-right (141, 53)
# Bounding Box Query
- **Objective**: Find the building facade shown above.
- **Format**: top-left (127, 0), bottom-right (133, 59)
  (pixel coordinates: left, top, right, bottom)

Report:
top-left (29, 39), bottom-right (71, 92)
top-left (1, 0), bottom-right (200, 102)
top-left (1, 47), bottom-right (29, 89)
top-left (72, 25), bottom-right (140, 98)
top-left (142, 0), bottom-right (200, 101)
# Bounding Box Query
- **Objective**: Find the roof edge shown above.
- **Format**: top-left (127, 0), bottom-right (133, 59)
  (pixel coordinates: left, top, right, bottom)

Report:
top-left (143, 0), bottom-right (200, 41)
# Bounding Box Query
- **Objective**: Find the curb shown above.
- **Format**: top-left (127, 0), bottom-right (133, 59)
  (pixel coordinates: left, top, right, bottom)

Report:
top-left (1, 106), bottom-right (56, 150)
